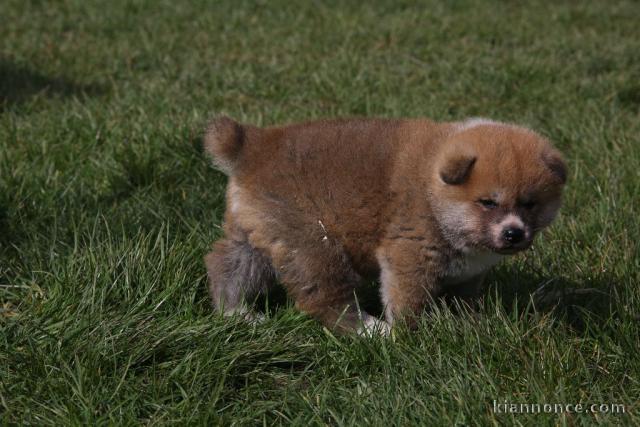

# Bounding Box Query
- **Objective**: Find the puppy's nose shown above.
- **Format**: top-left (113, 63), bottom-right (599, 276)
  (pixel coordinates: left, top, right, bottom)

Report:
top-left (502, 227), bottom-right (525, 244)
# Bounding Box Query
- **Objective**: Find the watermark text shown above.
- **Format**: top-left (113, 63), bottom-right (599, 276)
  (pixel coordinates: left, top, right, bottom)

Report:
top-left (492, 400), bottom-right (626, 415)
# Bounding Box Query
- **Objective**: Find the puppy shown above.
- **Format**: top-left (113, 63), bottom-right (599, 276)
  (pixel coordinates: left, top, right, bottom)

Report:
top-left (203, 117), bottom-right (566, 334)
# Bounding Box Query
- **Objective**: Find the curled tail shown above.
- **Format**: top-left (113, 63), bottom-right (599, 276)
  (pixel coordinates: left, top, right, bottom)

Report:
top-left (203, 116), bottom-right (246, 175)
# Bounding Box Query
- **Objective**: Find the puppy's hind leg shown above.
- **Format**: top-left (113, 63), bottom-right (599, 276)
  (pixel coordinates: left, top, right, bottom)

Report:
top-left (205, 238), bottom-right (276, 321)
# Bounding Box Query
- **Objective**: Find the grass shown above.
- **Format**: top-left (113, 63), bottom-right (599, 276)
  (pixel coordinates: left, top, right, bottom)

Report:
top-left (1, 0), bottom-right (639, 425)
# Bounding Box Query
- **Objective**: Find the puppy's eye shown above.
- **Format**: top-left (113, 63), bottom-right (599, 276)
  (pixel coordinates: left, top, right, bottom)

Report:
top-left (521, 201), bottom-right (536, 209)
top-left (478, 199), bottom-right (498, 209)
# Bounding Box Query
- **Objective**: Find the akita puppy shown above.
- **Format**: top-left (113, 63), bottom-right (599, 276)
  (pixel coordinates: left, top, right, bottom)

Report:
top-left (203, 117), bottom-right (566, 334)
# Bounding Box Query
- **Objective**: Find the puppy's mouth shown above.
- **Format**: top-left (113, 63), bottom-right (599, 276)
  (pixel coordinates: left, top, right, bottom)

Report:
top-left (492, 240), bottom-right (533, 255)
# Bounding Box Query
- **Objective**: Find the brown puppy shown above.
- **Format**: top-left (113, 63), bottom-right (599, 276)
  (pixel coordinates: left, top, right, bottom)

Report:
top-left (203, 117), bottom-right (566, 334)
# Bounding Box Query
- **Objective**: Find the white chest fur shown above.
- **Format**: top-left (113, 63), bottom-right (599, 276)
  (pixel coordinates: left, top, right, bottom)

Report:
top-left (444, 250), bottom-right (504, 284)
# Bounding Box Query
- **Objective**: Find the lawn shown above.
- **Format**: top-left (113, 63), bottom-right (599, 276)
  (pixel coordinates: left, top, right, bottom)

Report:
top-left (1, 0), bottom-right (639, 425)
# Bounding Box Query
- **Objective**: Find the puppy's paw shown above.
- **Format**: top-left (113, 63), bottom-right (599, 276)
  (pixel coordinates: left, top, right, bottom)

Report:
top-left (357, 315), bottom-right (391, 337)
top-left (224, 306), bottom-right (266, 325)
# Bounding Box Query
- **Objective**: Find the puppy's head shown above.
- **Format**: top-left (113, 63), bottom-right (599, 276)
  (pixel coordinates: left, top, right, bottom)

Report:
top-left (431, 120), bottom-right (566, 254)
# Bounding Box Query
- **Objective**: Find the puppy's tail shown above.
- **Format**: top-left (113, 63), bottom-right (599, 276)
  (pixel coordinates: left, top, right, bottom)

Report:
top-left (203, 116), bottom-right (247, 175)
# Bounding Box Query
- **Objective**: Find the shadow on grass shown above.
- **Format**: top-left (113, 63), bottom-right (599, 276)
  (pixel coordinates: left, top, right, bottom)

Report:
top-left (0, 59), bottom-right (104, 110)
top-left (488, 268), bottom-right (624, 333)
top-left (232, 268), bottom-right (624, 335)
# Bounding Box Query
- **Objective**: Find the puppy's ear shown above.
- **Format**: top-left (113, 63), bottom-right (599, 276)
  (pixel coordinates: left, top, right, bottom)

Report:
top-left (439, 153), bottom-right (477, 185)
top-left (542, 150), bottom-right (567, 184)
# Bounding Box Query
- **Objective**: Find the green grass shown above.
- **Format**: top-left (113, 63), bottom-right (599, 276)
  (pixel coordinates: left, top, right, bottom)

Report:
top-left (1, 0), bottom-right (639, 425)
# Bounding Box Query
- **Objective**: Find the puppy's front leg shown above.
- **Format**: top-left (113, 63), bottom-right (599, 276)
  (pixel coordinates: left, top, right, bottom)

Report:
top-left (271, 236), bottom-right (388, 335)
top-left (377, 241), bottom-right (444, 329)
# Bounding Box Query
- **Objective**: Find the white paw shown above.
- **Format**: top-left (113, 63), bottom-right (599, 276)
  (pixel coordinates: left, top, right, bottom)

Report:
top-left (224, 306), bottom-right (266, 325)
top-left (357, 315), bottom-right (391, 337)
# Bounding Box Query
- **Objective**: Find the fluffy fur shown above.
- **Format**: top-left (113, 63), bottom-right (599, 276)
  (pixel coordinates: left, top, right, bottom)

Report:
top-left (203, 116), bottom-right (566, 333)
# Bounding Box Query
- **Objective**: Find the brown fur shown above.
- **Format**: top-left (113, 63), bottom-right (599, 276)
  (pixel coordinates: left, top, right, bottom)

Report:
top-left (203, 116), bottom-right (566, 333)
